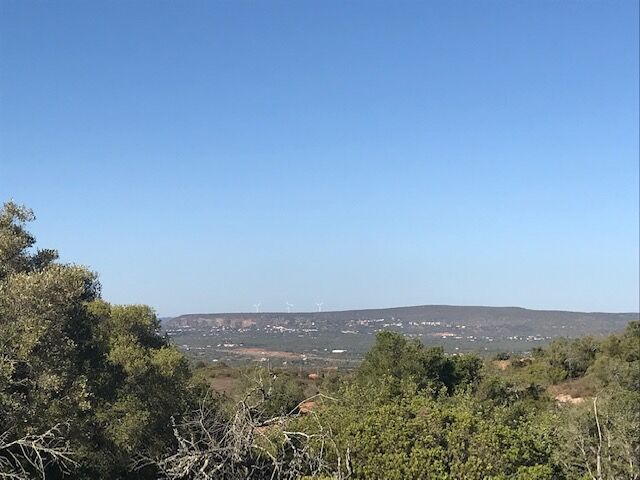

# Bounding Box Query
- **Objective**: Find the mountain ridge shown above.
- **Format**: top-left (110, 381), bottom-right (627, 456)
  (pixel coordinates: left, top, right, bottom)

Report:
top-left (165, 304), bottom-right (637, 338)
top-left (166, 303), bottom-right (637, 317)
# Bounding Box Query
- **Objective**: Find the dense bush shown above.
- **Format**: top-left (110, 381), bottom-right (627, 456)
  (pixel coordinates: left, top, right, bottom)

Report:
top-left (0, 203), bottom-right (195, 479)
top-left (356, 330), bottom-right (483, 395)
top-left (293, 381), bottom-right (559, 480)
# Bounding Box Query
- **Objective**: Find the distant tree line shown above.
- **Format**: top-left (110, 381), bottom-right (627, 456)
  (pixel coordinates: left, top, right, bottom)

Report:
top-left (0, 202), bottom-right (638, 479)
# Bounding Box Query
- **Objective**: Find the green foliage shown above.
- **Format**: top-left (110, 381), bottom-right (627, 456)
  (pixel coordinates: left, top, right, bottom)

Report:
top-left (494, 351), bottom-right (511, 361)
top-left (295, 381), bottom-right (558, 480)
top-left (357, 331), bottom-right (483, 395)
top-left (546, 337), bottom-right (589, 381)
top-left (0, 202), bottom-right (194, 479)
top-left (555, 388), bottom-right (640, 479)
top-left (476, 375), bottom-right (546, 406)
top-left (295, 317), bottom-right (639, 480)
top-left (0, 202), bottom-right (58, 280)
top-left (516, 320), bottom-right (638, 390)
top-left (241, 368), bottom-right (307, 420)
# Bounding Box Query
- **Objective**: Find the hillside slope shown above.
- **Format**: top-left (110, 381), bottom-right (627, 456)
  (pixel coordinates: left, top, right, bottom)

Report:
top-left (165, 304), bottom-right (636, 338)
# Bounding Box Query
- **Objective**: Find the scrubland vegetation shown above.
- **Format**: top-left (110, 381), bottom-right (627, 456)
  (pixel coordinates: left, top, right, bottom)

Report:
top-left (1, 202), bottom-right (638, 479)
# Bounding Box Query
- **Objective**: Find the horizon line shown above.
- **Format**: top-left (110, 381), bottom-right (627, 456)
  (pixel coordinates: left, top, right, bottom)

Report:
top-left (161, 303), bottom-right (640, 319)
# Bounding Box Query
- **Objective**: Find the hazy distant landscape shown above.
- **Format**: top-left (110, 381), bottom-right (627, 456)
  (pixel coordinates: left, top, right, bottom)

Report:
top-left (164, 305), bottom-right (637, 365)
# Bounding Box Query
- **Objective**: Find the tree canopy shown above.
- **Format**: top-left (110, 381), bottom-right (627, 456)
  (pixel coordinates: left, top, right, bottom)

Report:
top-left (0, 202), bottom-right (193, 478)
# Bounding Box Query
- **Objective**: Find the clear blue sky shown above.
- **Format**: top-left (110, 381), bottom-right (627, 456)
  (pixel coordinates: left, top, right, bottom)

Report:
top-left (1, 1), bottom-right (638, 315)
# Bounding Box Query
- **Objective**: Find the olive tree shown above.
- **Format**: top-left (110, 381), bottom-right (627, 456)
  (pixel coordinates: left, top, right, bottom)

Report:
top-left (0, 202), bottom-right (193, 479)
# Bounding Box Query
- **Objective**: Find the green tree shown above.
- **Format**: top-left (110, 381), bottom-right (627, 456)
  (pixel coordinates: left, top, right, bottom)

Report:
top-left (555, 389), bottom-right (640, 479)
top-left (0, 202), bottom-right (194, 479)
top-left (240, 368), bottom-right (306, 421)
top-left (295, 381), bottom-right (558, 480)
top-left (357, 331), bottom-right (482, 394)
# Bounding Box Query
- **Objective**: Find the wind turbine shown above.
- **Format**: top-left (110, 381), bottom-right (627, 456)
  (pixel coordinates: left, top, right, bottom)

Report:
top-left (286, 302), bottom-right (293, 313)
top-left (316, 302), bottom-right (323, 312)
top-left (253, 303), bottom-right (261, 313)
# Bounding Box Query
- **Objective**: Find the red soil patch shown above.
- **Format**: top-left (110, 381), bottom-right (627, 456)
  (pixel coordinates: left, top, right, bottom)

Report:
top-left (554, 393), bottom-right (585, 405)
top-left (494, 360), bottom-right (510, 370)
top-left (298, 401), bottom-right (317, 414)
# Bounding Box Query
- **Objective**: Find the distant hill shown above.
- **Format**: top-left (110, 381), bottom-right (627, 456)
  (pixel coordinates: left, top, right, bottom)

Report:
top-left (165, 305), bottom-right (637, 338)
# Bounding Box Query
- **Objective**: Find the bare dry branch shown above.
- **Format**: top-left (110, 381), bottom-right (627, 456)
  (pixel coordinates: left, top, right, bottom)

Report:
top-left (135, 379), bottom-right (349, 480)
top-left (0, 423), bottom-right (76, 480)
